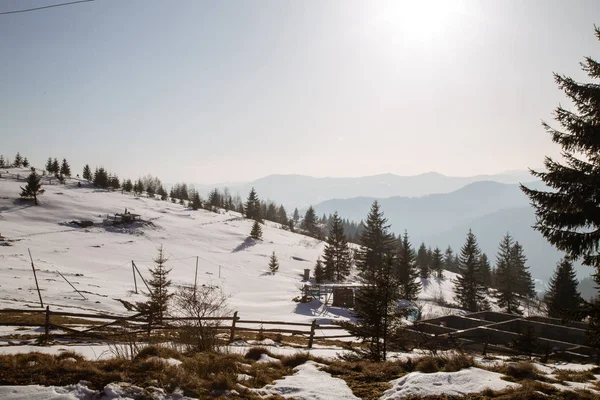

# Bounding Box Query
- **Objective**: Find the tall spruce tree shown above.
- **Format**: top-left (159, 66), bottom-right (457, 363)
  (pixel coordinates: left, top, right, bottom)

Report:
top-left (301, 206), bottom-right (319, 237)
top-left (520, 26), bottom-right (600, 347)
top-left (479, 253), bottom-right (492, 287)
top-left (13, 152), bottom-right (23, 167)
top-left (51, 158), bottom-right (60, 175)
top-left (293, 208), bottom-right (300, 223)
top-left (545, 257), bottom-right (582, 319)
top-left (244, 187), bottom-right (262, 221)
top-left (443, 246), bottom-right (457, 273)
top-left (45, 157), bottom-right (53, 173)
top-left (93, 167), bottom-right (109, 188)
top-left (143, 245), bottom-right (173, 323)
top-left (122, 179), bottom-right (133, 192)
top-left (20, 171), bottom-right (45, 205)
top-left (314, 258), bottom-right (325, 283)
top-left (416, 243), bottom-right (430, 279)
top-left (431, 247), bottom-right (444, 279)
top-left (82, 164), bottom-right (92, 181)
top-left (22, 157), bottom-right (29, 168)
top-left (396, 231), bottom-right (421, 302)
top-left (511, 242), bottom-right (536, 298)
top-left (349, 201), bottom-right (401, 361)
top-left (495, 233), bottom-right (522, 315)
top-left (322, 211), bottom-right (352, 282)
top-left (453, 230), bottom-right (489, 312)
top-left (277, 205), bottom-right (288, 225)
top-left (60, 158), bottom-right (71, 177)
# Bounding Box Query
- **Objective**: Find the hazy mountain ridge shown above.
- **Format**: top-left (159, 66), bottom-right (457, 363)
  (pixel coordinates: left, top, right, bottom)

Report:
top-left (312, 180), bottom-right (586, 282)
top-left (188, 170), bottom-right (536, 208)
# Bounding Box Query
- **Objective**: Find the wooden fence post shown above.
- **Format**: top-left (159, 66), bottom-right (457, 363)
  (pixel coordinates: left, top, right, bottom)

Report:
top-left (132, 261), bottom-right (138, 294)
top-left (44, 306), bottom-right (50, 343)
top-left (28, 249), bottom-right (44, 308)
top-left (308, 319), bottom-right (317, 349)
top-left (229, 311), bottom-right (238, 343)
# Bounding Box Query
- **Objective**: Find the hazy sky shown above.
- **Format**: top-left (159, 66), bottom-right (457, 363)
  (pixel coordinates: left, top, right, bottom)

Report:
top-left (1, 0), bottom-right (599, 183)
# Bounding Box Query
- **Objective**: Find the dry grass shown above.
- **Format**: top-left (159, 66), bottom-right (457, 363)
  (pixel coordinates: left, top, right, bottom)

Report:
top-left (324, 359), bottom-right (405, 399)
top-left (0, 349), bottom-right (294, 398)
top-left (553, 369), bottom-right (596, 383)
top-left (414, 354), bottom-right (475, 373)
top-left (0, 312), bottom-right (104, 326)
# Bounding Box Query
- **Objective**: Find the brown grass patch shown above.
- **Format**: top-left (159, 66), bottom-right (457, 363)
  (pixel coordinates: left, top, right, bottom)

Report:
top-left (554, 369), bottom-right (596, 383)
top-left (324, 359), bottom-right (404, 399)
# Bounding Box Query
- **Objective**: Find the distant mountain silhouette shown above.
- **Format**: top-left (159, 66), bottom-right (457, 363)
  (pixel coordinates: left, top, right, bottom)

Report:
top-left (192, 170), bottom-right (536, 208)
top-left (312, 181), bottom-right (584, 281)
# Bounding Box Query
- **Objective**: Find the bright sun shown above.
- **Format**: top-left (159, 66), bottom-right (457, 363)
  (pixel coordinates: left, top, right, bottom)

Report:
top-left (373, 0), bottom-right (467, 46)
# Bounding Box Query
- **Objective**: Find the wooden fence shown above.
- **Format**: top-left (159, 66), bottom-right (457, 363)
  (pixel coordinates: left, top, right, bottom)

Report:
top-left (0, 307), bottom-right (354, 348)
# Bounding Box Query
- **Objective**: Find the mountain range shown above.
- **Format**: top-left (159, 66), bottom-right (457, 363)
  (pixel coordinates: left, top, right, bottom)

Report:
top-left (312, 180), bottom-right (588, 282)
top-left (192, 170), bottom-right (536, 209)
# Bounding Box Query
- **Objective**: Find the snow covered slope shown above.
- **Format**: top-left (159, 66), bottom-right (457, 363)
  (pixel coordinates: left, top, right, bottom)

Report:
top-left (0, 169), bottom-right (493, 324)
top-left (0, 169), bottom-right (326, 322)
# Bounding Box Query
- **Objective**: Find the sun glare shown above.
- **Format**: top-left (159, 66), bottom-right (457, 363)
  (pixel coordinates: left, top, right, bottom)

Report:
top-left (373, 0), bottom-right (468, 46)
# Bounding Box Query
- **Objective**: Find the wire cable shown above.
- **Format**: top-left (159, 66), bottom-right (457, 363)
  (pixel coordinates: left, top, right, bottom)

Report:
top-left (0, 0), bottom-right (94, 15)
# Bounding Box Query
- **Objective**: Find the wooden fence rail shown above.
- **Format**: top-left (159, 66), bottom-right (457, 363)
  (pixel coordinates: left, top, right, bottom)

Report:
top-left (0, 307), bottom-right (353, 349)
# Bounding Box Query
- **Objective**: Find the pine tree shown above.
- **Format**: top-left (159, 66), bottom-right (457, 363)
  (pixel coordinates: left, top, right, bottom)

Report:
top-left (431, 247), bottom-right (444, 279)
top-left (322, 211), bottom-right (352, 282)
top-left (277, 205), bottom-right (288, 226)
top-left (122, 179), bottom-right (133, 192)
top-left (511, 242), bottom-right (536, 298)
top-left (349, 201), bottom-right (401, 361)
top-left (83, 164), bottom-right (92, 181)
top-left (443, 246), bottom-right (456, 273)
top-left (51, 158), bottom-right (60, 175)
top-left (13, 152), bottom-right (23, 167)
top-left (190, 191), bottom-right (202, 210)
top-left (60, 158), bottom-right (71, 177)
top-left (293, 208), bottom-right (300, 223)
top-left (135, 178), bottom-right (144, 195)
top-left (0, 155), bottom-right (4, 168)
top-left (45, 157), bottom-right (53, 173)
top-left (142, 245), bottom-right (173, 323)
top-left (495, 233), bottom-right (522, 315)
top-left (545, 258), bottom-right (582, 319)
top-left (244, 187), bottom-right (262, 221)
top-left (520, 27), bottom-right (600, 346)
top-left (22, 157), bottom-right (29, 168)
top-left (479, 253), bottom-right (492, 287)
top-left (93, 167), bottom-right (109, 188)
top-left (146, 182), bottom-right (155, 198)
top-left (109, 175), bottom-right (120, 190)
top-left (396, 231), bottom-right (421, 302)
top-left (301, 206), bottom-right (319, 237)
top-left (266, 202), bottom-right (277, 222)
top-left (20, 171), bottom-right (45, 205)
top-left (250, 220), bottom-right (262, 240)
top-left (314, 258), bottom-right (325, 283)
top-left (268, 252), bottom-right (279, 274)
top-left (416, 243), bottom-right (430, 279)
top-left (453, 230), bottom-right (489, 312)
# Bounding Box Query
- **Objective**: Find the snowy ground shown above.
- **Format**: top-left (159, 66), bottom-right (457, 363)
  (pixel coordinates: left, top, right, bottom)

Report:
top-left (0, 168), bottom-right (472, 328)
top-left (3, 169), bottom-right (598, 399)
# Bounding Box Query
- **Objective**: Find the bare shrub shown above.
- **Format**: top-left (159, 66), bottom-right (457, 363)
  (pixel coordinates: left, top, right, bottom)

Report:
top-left (173, 285), bottom-right (230, 352)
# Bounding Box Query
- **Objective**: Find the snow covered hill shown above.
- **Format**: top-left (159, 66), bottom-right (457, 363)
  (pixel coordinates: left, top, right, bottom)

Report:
top-left (0, 169), bottom-right (328, 322)
top-left (0, 168), bottom-right (501, 324)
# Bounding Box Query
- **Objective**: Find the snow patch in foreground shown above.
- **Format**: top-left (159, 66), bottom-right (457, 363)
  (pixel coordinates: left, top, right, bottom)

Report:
top-left (0, 382), bottom-right (193, 400)
top-left (254, 360), bottom-right (358, 399)
top-left (381, 367), bottom-right (518, 399)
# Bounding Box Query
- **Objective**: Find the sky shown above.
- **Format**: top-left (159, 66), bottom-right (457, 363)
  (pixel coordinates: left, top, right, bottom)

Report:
top-left (1, 0), bottom-right (600, 184)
